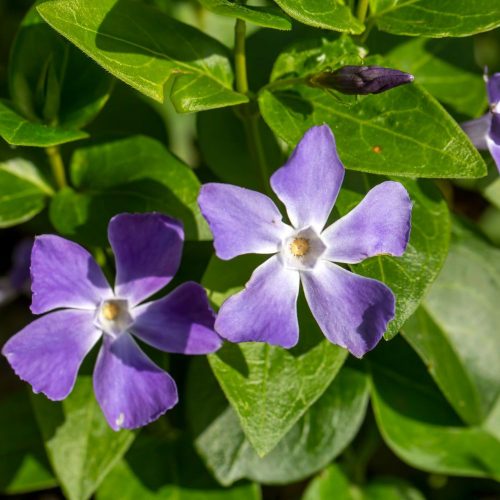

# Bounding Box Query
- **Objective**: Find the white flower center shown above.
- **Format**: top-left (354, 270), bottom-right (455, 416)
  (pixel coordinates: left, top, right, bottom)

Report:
top-left (280, 227), bottom-right (326, 271)
top-left (95, 298), bottom-right (133, 337)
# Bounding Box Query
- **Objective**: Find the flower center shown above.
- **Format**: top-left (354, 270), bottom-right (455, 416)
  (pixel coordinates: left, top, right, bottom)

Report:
top-left (290, 238), bottom-right (310, 257)
top-left (95, 299), bottom-right (133, 337)
top-left (102, 301), bottom-right (120, 320)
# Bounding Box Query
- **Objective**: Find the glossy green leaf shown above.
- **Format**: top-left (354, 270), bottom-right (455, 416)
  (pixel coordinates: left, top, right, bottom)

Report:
top-left (0, 158), bottom-right (53, 227)
top-left (403, 222), bottom-right (500, 425)
top-left (32, 375), bottom-right (135, 500)
top-left (0, 99), bottom-right (88, 146)
top-left (259, 37), bottom-right (487, 179)
top-left (202, 254), bottom-right (347, 457)
top-left (388, 38), bottom-right (487, 117)
top-left (370, 336), bottom-right (500, 481)
top-left (37, 0), bottom-right (248, 112)
top-left (9, 6), bottom-right (113, 129)
top-left (368, 0), bottom-right (500, 37)
top-left (97, 432), bottom-right (260, 500)
top-left (0, 391), bottom-right (56, 494)
top-left (272, 0), bottom-right (364, 33)
top-left (49, 135), bottom-right (210, 245)
top-left (188, 358), bottom-right (369, 485)
top-left (198, 0), bottom-right (291, 30)
top-left (335, 174), bottom-right (450, 339)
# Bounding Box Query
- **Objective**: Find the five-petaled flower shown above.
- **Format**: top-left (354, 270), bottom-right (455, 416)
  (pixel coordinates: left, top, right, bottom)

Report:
top-left (461, 70), bottom-right (500, 172)
top-left (198, 125), bottom-right (412, 358)
top-left (2, 213), bottom-right (221, 430)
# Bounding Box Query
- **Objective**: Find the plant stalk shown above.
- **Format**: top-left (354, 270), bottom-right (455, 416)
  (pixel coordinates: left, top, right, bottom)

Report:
top-left (45, 146), bottom-right (67, 189)
top-left (356, 0), bottom-right (369, 23)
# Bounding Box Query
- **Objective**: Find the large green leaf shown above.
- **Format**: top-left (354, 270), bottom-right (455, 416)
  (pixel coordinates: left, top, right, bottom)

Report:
top-left (97, 432), bottom-right (260, 500)
top-left (49, 135), bottom-right (210, 245)
top-left (32, 375), bottom-right (135, 500)
top-left (37, 0), bottom-right (248, 112)
top-left (0, 158), bottom-right (53, 227)
top-left (368, 0), bottom-right (500, 37)
top-left (202, 254), bottom-right (347, 457)
top-left (335, 174), bottom-right (450, 339)
top-left (258, 37), bottom-right (487, 179)
top-left (403, 222), bottom-right (500, 425)
top-left (9, 5), bottom-right (113, 129)
top-left (370, 336), bottom-right (500, 481)
top-left (187, 358), bottom-right (369, 485)
top-left (272, 0), bottom-right (364, 33)
top-left (0, 391), bottom-right (56, 494)
top-left (198, 0), bottom-right (292, 30)
top-left (388, 38), bottom-right (487, 117)
top-left (0, 99), bottom-right (87, 146)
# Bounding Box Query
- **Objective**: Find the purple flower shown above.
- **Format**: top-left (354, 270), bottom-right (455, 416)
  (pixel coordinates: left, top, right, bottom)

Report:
top-left (198, 125), bottom-right (412, 358)
top-left (2, 213), bottom-right (221, 430)
top-left (461, 71), bottom-right (500, 172)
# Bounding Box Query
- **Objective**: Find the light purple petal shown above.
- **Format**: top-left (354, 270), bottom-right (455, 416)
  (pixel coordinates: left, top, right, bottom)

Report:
top-left (215, 256), bottom-right (300, 348)
top-left (270, 125), bottom-right (345, 232)
top-left (132, 282), bottom-right (221, 354)
top-left (198, 183), bottom-right (291, 260)
top-left (93, 333), bottom-right (178, 431)
top-left (322, 181), bottom-right (412, 264)
top-left (109, 213), bottom-right (184, 306)
top-left (487, 113), bottom-right (500, 172)
top-left (31, 235), bottom-right (112, 314)
top-left (2, 309), bottom-right (101, 400)
top-left (487, 72), bottom-right (500, 105)
top-left (461, 114), bottom-right (490, 150)
top-left (301, 262), bottom-right (395, 358)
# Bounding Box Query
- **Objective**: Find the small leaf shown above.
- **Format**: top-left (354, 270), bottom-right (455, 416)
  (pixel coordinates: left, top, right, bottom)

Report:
top-left (37, 0), bottom-right (248, 112)
top-left (0, 158), bottom-right (53, 227)
top-left (368, 0), bottom-right (500, 37)
top-left (32, 375), bottom-right (135, 500)
top-left (187, 358), bottom-right (369, 485)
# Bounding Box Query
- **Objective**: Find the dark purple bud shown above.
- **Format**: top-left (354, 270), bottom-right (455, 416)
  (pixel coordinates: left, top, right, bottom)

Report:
top-left (309, 65), bottom-right (414, 95)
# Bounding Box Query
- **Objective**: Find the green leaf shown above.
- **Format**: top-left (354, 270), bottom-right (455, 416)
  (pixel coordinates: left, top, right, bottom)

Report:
top-left (49, 135), bottom-right (210, 245)
top-left (37, 0), bottom-right (248, 112)
top-left (388, 38), bottom-right (487, 117)
top-left (335, 174), bottom-right (450, 339)
top-left (202, 254), bottom-right (347, 457)
top-left (198, 0), bottom-right (292, 30)
top-left (0, 391), bottom-right (56, 494)
top-left (9, 5), bottom-right (113, 129)
top-left (259, 37), bottom-right (487, 179)
top-left (402, 222), bottom-right (500, 425)
top-left (370, 336), bottom-right (500, 481)
top-left (368, 0), bottom-right (500, 37)
top-left (0, 99), bottom-right (88, 146)
top-left (32, 375), bottom-right (135, 500)
top-left (97, 432), bottom-right (261, 500)
top-left (0, 158), bottom-right (53, 227)
top-left (302, 464), bottom-right (352, 500)
top-left (272, 0), bottom-right (364, 33)
top-left (187, 358), bottom-right (369, 485)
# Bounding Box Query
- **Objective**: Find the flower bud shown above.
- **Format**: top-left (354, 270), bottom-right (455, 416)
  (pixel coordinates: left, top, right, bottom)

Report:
top-left (309, 65), bottom-right (414, 95)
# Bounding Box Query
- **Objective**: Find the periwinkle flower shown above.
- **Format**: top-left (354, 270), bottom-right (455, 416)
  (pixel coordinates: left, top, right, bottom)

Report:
top-left (309, 65), bottom-right (414, 95)
top-left (198, 125), bottom-right (412, 358)
top-left (2, 213), bottom-right (221, 430)
top-left (461, 71), bottom-right (500, 172)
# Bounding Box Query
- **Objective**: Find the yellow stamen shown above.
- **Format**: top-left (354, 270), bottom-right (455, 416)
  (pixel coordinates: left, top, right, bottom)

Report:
top-left (102, 302), bottom-right (120, 320)
top-left (290, 238), bottom-right (310, 257)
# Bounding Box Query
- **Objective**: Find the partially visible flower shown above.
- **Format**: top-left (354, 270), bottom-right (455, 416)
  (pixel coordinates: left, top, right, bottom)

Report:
top-left (0, 238), bottom-right (33, 306)
top-left (461, 71), bottom-right (500, 172)
top-left (2, 213), bottom-right (221, 430)
top-left (309, 65), bottom-right (414, 95)
top-left (198, 125), bottom-right (412, 358)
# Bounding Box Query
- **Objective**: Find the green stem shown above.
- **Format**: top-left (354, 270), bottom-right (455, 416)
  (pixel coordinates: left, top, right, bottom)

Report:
top-left (259, 77), bottom-right (309, 94)
top-left (234, 18), bottom-right (248, 95)
top-left (45, 146), bottom-right (67, 189)
top-left (356, 0), bottom-right (369, 23)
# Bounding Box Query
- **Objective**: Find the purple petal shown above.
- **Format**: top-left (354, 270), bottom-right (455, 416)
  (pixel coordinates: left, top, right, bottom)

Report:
top-left (487, 113), bottom-right (500, 172)
top-left (109, 213), bottom-right (184, 307)
top-left (2, 309), bottom-right (101, 400)
top-left (93, 333), bottom-right (178, 430)
top-left (301, 262), bottom-right (395, 358)
top-left (132, 282), bottom-right (221, 354)
top-left (31, 236), bottom-right (112, 314)
top-left (461, 114), bottom-right (490, 150)
top-left (322, 181), bottom-right (412, 264)
top-left (198, 183), bottom-right (291, 260)
top-left (487, 72), bottom-right (500, 105)
top-left (215, 256), bottom-right (299, 348)
top-left (270, 125), bottom-right (344, 232)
